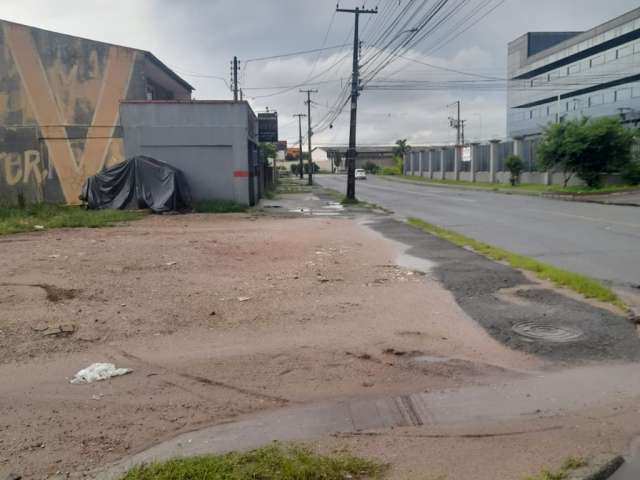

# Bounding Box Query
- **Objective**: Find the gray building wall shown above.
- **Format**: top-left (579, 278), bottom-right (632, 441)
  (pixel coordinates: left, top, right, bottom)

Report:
top-left (120, 101), bottom-right (259, 206)
top-left (507, 8), bottom-right (640, 138)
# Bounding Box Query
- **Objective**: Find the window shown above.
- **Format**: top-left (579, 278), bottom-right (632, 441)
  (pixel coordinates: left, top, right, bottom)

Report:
top-left (604, 91), bottom-right (615, 104)
top-left (567, 63), bottom-right (580, 75)
top-left (616, 88), bottom-right (632, 101)
top-left (632, 85), bottom-right (640, 98)
top-left (589, 94), bottom-right (604, 107)
top-left (617, 45), bottom-right (633, 58)
top-left (605, 50), bottom-right (617, 63)
top-left (590, 55), bottom-right (604, 67)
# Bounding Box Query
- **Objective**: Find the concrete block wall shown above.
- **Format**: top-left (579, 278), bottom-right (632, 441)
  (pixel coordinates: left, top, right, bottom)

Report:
top-left (403, 139), bottom-right (632, 187)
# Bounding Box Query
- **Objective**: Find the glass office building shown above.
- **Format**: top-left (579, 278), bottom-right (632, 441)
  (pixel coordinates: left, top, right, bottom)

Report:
top-left (507, 7), bottom-right (640, 139)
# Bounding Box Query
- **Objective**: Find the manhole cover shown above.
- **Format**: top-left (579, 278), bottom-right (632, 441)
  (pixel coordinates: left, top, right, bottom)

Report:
top-left (511, 321), bottom-right (584, 343)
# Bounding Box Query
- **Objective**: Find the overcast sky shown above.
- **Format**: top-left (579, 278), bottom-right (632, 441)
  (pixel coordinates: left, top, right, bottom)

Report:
top-left (1, 0), bottom-right (638, 146)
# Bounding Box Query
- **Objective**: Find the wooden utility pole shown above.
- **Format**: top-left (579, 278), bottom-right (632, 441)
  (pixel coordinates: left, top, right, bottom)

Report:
top-left (300, 89), bottom-right (318, 186)
top-left (337, 5), bottom-right (377, 200)
top-left (293, 113), bottom-right (307, 179)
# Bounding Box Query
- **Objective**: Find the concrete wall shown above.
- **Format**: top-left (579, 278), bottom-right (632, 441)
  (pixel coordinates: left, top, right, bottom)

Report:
top-left (0, 19), bottom-right (191, 205)
top-left (405, 140), bottom-right (636, 187)
top-left (120, 101), bottom-right (259, 206)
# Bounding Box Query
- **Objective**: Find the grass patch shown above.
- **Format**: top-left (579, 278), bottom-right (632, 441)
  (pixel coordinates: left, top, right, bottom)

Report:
top-left (407, 217), bottom-right (625, 309)
top-left (525, 456), bottom-right (587, 480)
top-left (0, 204), bottom-right (145, 236)
top-left (193, 200), bottom-right (247, 213)
top-left (341, 196), bottom-right (360, 205)
top-left (120, 444), bottom-right (385, 480)
top-left (393, 175), bottom-right (639, 196)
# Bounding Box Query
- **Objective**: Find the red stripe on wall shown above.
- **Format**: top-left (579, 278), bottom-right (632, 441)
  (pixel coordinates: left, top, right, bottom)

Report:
top-left (233, 170), bottom-right (250, 177)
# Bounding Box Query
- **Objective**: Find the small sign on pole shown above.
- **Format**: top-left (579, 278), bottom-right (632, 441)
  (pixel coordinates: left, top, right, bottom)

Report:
top-left (462, 146), bottom-right (472, 162)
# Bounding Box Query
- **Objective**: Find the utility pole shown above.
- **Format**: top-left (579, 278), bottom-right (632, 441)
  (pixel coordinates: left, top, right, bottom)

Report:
top-left (337, 5), bottom-right (377, 200)
top-left (232, 56), bottom-right (239, 101)
top-left (448, 100), bottom-right (466, 145)
top-left (300, 89), bottom-right (318, 186)
top-left (293, 114), bottom-right (307, 180)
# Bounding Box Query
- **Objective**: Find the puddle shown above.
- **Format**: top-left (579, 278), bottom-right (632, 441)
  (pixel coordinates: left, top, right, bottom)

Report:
top-left (396, 252), bottom-right (436, 274)
top-left (323, 202), bottom-right (344, 210)
top-left (358, 217), bottom-right (437, 275)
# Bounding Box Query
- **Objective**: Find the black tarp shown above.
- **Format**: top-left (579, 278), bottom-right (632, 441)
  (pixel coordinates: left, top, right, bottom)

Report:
top-left (80, 156), bottom-right (192, 213)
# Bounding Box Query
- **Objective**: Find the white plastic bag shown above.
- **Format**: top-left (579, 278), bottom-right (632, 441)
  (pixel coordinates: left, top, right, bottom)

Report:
top-left (70, 363), bottom-right (132, 384)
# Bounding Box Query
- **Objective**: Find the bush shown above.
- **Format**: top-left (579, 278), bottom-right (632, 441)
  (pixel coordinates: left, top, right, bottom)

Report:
top-left (622, 158), bottom-right (640, 185)
top-left (538, 117), bottom-right (635, 188)
top-left (505, 155), bottom-right (524, 186)
top-left (363, 161), bottom-right (380, 174)
top-left (382, 166), bottom-right (401, 175)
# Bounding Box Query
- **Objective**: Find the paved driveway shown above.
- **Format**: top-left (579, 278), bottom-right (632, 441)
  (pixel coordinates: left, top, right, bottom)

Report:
top-left (316, 175), bottom-right (640, 287)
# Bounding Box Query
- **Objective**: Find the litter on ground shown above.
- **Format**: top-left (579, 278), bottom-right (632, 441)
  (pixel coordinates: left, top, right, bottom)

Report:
top-left (70, 363), bottom-right (133, 384)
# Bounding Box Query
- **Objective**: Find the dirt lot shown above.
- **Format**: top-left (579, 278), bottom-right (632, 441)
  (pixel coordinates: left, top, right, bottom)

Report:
top-left (0, 213), bottom-right (539, 479)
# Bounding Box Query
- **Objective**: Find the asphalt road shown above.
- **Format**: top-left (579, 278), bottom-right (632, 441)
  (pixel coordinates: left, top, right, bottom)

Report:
top-left (315, 174), bottom-right (640, 287)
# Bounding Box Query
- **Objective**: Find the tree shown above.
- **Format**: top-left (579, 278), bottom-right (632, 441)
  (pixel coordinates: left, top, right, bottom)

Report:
top-left (537, 117), bottom-right (635, 188)
top-left (259, 142), bottom-right (276, 165)
top-left (505, 155), bottom-right (524, 186)
top-left (393, 138), bottom-right (410, 157)
top-left (363, 161), bottom-right (380, 174)
top-left (393, 139), bottom-right (411, 175)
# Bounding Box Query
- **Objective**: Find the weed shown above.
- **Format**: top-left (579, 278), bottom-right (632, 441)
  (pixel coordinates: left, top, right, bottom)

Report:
top-left (193, 200), bottom-right (247, 213)
top-left (0, 204), bottom-right (145, 236)
top-left (407, 218), bottom-right (625, 309)
top-left (524, 456), bottom-right (587, 480)
top-left (392, 176), bottom-right (639, 196)
top-left (121, 444), bottom-right (385, 480)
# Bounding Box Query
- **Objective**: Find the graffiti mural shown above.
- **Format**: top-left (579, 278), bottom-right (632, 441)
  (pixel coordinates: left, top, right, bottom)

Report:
top-left (0, 20), bottom-right (146, 204)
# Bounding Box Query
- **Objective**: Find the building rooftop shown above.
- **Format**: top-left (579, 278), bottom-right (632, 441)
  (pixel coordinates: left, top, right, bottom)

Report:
top-left (0, 18), bottom-right (194, 92)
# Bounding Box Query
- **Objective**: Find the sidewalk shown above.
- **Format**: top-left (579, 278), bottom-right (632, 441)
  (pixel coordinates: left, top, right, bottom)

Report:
top-left (382, 175), bottom-right (640, 207)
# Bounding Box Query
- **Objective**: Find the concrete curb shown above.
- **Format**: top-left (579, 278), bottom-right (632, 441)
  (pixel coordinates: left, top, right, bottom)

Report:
top-left (379, 176), bottom-right (640, 207)
top-left (567, 455), bottom-right (625, 480)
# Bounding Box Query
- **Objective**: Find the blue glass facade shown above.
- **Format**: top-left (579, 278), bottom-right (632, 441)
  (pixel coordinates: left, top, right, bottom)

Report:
top-left (507, 8), bottom-right (640, 138)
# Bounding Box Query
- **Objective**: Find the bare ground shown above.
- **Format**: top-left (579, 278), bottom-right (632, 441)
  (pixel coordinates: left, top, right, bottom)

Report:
top-left (0, 213), bottom-right (537, 479)
top-left (313, 398), bottom-right (640, 480)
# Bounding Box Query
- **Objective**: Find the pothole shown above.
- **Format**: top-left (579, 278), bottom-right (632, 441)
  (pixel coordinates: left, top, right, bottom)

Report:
top-left (511, 321), bottom-right (584, 343)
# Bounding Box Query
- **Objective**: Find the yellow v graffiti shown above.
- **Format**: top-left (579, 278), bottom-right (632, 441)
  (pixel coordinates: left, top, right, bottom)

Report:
top-left (3, 22), bottom-right (136, 203)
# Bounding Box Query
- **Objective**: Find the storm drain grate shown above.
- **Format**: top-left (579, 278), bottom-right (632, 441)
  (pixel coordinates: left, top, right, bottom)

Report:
top-left (511, 321), bottom-right (584, 343)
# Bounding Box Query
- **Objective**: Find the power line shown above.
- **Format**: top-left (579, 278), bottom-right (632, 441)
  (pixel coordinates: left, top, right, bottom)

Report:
top-left (244, 43), bottom-right (349, 63)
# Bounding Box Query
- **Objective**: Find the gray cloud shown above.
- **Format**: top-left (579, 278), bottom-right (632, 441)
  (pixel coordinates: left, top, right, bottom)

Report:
top-left (1, 0), bottom-right (637, 146)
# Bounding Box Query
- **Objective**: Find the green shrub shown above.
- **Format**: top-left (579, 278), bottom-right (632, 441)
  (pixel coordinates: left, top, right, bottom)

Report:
top-left (382, 166), bottom-right (401, 175)
top-left (505, 155), bottom-right (524, 186)
top-left (363, 161), bottom-right (380, 174)
top-left (622, 160), bottom-right (640, 185)
top-left (538, 117), bottom-right (635, 187)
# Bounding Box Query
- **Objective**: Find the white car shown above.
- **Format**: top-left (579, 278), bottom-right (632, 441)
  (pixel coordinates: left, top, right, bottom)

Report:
top-left (355, 168), bottom-right (367, 180)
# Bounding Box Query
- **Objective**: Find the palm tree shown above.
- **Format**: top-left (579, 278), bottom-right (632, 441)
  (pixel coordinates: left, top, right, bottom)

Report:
top-left (393, 139), bottom-right (411, 158)
top-left (393, 139), bottom-right (411, 173)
